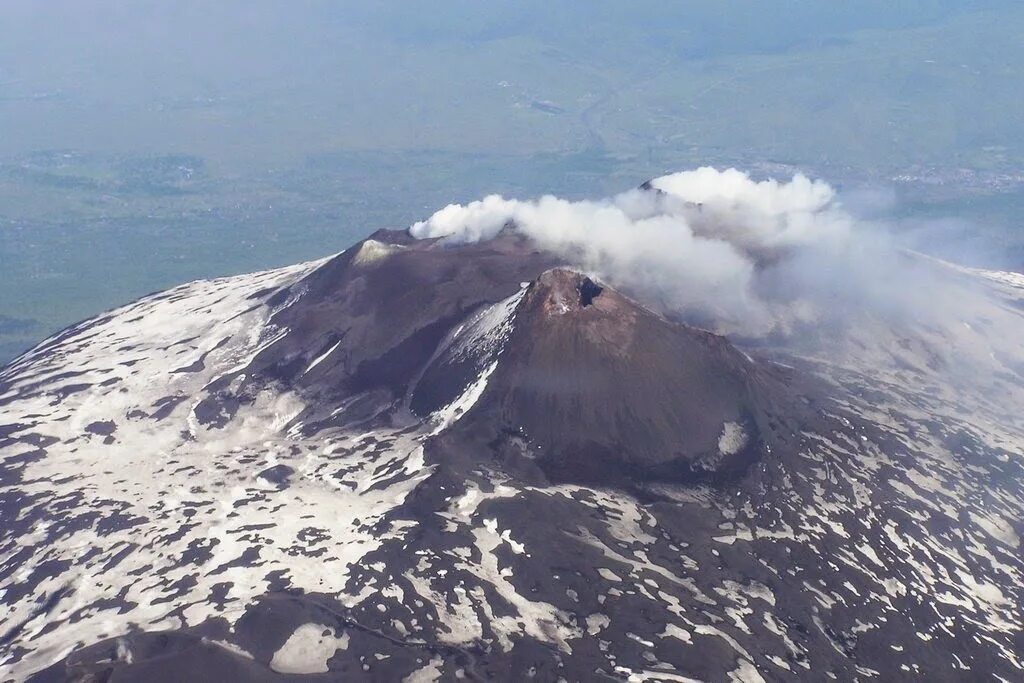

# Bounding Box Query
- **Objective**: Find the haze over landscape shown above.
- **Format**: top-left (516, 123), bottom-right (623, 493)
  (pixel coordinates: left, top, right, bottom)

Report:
top-left (2, 1), bottom-right (1024, 361)
top-left (3, 4), bottom-right (1024, 682)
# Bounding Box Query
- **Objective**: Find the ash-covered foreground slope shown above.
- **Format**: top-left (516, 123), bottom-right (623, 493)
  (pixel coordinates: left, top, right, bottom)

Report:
top-left (1, 229), bottom-right (1023, 682)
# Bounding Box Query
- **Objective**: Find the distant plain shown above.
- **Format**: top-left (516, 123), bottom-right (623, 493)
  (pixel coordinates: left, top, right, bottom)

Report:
top-left (2, 1), bottom-right (1022, 362)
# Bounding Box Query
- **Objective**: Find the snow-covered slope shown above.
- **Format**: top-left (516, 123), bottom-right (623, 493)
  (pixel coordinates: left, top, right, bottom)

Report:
top-left (1, 231), bottom-right (1023, 682)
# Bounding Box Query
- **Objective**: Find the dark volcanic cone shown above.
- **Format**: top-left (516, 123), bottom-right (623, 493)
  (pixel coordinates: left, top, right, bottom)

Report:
top-left (415, 268), bottom-right (799, 486)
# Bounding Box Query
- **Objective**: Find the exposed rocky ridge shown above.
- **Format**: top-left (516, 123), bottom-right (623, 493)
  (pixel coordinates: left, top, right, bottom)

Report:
top-left (207, 229), bottom-right (561, 432)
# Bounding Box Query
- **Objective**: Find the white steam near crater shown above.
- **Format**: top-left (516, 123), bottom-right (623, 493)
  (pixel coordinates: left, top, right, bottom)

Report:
top-left (410, 167), bottom-right (955, 336)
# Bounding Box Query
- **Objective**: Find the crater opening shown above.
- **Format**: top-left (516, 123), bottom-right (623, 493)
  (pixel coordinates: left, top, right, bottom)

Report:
top-left (579, 277), bottom-right (603, 307)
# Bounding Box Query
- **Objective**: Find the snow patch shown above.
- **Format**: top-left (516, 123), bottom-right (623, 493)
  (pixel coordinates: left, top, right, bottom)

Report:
top-left (270, 623), bottom-right (349, 674)
top-left (352, 239), bottom-right (403, 265)
top-left (718, 421), bottom-right (747, 456)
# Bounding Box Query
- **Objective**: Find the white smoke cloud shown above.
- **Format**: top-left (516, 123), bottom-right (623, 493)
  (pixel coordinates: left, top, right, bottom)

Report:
top-left (408, 167), bottom-right (961, 337)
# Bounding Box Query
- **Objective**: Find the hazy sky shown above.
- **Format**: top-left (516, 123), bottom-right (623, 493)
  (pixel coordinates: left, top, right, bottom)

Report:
top-left (2, 1), bottom-right (1021, 170)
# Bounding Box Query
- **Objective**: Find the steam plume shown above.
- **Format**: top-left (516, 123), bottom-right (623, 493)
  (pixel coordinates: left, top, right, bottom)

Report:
top-left (409, 167), bottom-right (970, 337)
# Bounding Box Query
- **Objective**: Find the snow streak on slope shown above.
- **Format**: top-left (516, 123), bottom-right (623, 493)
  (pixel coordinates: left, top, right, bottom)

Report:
top-left (423, 286), bottom-right (527, 434)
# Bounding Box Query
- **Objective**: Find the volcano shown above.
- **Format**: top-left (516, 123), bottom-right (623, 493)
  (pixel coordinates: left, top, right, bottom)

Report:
top-left (1, 224), bottom-right (1023, 681)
